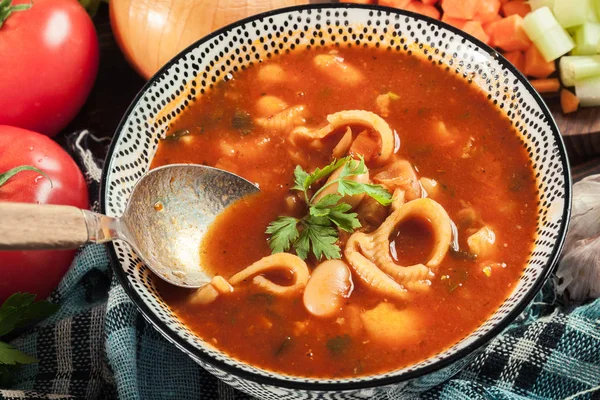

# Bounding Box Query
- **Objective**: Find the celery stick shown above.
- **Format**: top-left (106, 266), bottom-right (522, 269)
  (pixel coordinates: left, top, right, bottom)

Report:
top-left (523, 7), bottom-right (562, 41)
top-left (575, 75), bottom-right (600, 106)
top-left (527, 0), bottom-right (554, 10)
top-left (553, 0), bottom-right (589, 28)
top-left (572, 23), bottom-right (600, 55)
top-left (532, 25), bottom-right (575, 62)
top-left (560, 55), bottom-right (600, 86)
top-left (588, 0), bottom-right (600, 22)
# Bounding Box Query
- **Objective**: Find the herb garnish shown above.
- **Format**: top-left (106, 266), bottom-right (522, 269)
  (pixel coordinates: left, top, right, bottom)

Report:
top-left (266, 156), bottom-right (392, 261)
top-left (0, 293), bottom-right (59, 385)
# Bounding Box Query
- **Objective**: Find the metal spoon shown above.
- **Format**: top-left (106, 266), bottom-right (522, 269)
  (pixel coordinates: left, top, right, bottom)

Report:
top-left (0, 164), bottom-right (259, 288)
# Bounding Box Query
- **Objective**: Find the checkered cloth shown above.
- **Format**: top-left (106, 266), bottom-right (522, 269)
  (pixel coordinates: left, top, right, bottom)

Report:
top-left (1, 131), bottom-right (599, 400)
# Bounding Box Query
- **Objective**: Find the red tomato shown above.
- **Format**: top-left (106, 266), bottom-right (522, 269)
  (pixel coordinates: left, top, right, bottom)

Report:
top-left (0, 126), bottom-right (89, 302)
top-left (0, 0), bottom-right (99, 137)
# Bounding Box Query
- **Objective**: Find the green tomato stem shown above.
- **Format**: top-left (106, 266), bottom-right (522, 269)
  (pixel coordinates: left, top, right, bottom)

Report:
top-left (0, 0), bottom-right (32, 29)
top-left (0, 166), bottom-right (52, 188)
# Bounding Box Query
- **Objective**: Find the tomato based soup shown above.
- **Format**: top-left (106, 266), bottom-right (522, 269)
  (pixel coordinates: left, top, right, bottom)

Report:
top-left (152, 47), bottom-right (538, 378)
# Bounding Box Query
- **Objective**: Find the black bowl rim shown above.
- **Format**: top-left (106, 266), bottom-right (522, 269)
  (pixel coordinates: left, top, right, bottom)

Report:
top-left (100, 2), bottom-right (572, 391)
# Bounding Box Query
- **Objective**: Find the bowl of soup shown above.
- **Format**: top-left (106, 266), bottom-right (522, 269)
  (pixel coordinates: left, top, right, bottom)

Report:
top-left (101, 3), bottom-right (571, 399)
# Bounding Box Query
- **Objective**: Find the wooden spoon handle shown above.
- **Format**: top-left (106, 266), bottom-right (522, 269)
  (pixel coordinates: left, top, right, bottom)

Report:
top-left (0, 202), bottom-right (89, 250)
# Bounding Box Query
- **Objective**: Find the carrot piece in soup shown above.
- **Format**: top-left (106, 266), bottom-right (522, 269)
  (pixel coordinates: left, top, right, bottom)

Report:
top-left (501, 0), bottom-right (531, 18)
top-left (474, 0), bottom-right (501, 23)
top-left (420, 0), bottom-right (439, 4)
top-left (441, 0), bottom-right (482, 19)
top-left (378, 0), bottom-right (412, 7)
top-left (503, 50), bottom-right (526, 74)
top-left (488, 15), bottom-right (532, 51)
top-left (560, 89), bottom-right (579, 114)
top-left (406, 1), bottom-right (441, 19)
top-left (462, 20), bottom-right (491, 44)
top-left (530, 78), bottom-right (560, 93)
top-left (523, 45), bottom-right (556, 78)
top-left (349, 130), bottom-right (381, 163)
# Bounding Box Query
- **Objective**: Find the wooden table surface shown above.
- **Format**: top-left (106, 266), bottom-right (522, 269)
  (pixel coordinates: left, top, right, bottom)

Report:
top-left (62, 5), bottom-right (600, 184)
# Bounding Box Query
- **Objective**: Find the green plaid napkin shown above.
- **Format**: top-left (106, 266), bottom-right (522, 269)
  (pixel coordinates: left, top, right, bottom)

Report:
top-left (0, 131), bottom-right (598, 400)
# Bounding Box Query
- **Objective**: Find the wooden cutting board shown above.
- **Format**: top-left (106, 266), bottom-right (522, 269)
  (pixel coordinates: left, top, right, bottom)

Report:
top-left (547, 99), bottom-right (600, 163)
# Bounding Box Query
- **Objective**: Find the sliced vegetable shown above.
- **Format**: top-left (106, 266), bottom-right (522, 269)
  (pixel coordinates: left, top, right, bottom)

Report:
top-left (530, 78), bottom-right (561, 93)
top-left (462, 20), bottom-right (491, 44)
top-left (523, 8), bottom-right (575, 61)
top-left (527, 0), bottom-right (554, 10)
top-left (421, 0), bottom-right (439, 4)
top-left (522, 6), bottom-right (562, 40)
top-left (523, 45), bottom-right (556, 78)
top-left (559, 55), bottom-right (600, 87)
top-left (502, 0), bottom-right (531, 17)
top-left (553, 0), bottom-right (588, 28)
top-left (504, 50), bottom-right (526, 73)
top-left (441, 14), bottom-right (468, 28)
top-left (572, 22), bottom-right (600, 55)
top-left (489, 15), bottom-right (532, 51)
top-left (475, 0), bottom-right (502, 23)
top-left (379, 0), bottom-right (412, 7)
top-left (560, 89), bottom-right (580, 113)
top-left (406, 1), bottom-right (441, 19)
top-left (575, 75), bottom-right (600, 106)
top-left (441, 0), bottom-right (481, 19)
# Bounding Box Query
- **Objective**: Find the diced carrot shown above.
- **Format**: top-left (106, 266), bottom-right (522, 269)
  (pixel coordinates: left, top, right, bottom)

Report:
top-left (523, 45), bottom-right (555, 78)
top-left (530, 78), bottom-right (560, 93)
top-left (379, 0), bottom-right (412, 7)
top-left (420, 0), bottom-right (439, 4)
top-left (406, 1), bottom-right (441, 19)
top-left (474, 0), bottom-right (501, 23)
top-left (501, 0), bottom-right (531, 18)
top-left (462, 20), bottom-right (491, 44)
top-left (560, 89), bottom-right (579, 114)
top-left (340, 0), bottom-right (373, 3)
top-left (441, 14), bottom-right (468, 29)
top-left (488, 15), bottom-right (532, 51)
top-left (482, 15), bottom-right (502, 44)
top-left (503, 50), bottom-right (525, 73)
top-left (441, 0), bottom-right (482, 19)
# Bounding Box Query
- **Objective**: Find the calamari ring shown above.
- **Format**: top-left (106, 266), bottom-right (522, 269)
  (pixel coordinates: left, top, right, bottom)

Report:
top-left (345, 197), bottom-right (452, 295)
top-left (229, 253), bottom-right (309, 297)
top-left (292, 110), bottom-right (394, 165)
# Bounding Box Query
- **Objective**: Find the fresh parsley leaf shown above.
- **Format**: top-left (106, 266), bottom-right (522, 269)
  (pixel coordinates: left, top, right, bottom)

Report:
top-left (0, 293), bottom-right (59, 337)
top-left (0, 294), bottom-right (59, 383)
top-left (302, 218), bottom-right (341, 260)
top-left (1, 293), bottom-right (35, 310)
top-left (338, 157), bottom-right (367, 179)
top-left (327, 203), bottom-right (361, 232)
top-left (293, 158), bottom-right (349, 194)
top-left (309, 194), bottom-right (343, 218)
top-left (337, 180), bottom-right (393, 206)
top-left (265, 216), bottom-right (299, 254)
top-left (0, 342), bottom-right (37, 365)
top-left (266, 156), bottom-right (392, 261)
top-left (292, 165), bottom-right (310, 190)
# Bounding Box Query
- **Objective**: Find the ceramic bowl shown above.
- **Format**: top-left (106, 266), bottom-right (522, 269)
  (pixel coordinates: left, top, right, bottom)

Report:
top-left (100, 4), bottom-right (571, 399)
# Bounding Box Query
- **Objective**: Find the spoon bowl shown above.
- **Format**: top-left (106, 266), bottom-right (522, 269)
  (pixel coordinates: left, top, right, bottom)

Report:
top-left (0, 164), bottom-right (259, 288)
top-left (122, 164), bottom-right (259, 287)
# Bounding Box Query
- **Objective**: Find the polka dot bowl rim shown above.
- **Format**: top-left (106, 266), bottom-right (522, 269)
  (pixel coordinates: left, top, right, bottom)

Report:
top-left (100, 3), bottom-right (572, 392)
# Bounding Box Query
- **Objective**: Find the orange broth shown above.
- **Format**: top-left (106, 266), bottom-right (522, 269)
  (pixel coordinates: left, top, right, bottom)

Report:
top-left (152, 47), bottom-right (538, 378)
